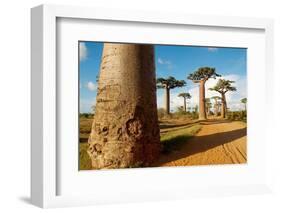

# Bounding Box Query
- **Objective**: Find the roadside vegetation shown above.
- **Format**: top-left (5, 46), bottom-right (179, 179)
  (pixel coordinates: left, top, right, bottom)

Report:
top-left (79, 116), bottom-right (93, 143)
top-left (79, 142), bottom-right (92, 170)
top-left (79, 110), bottom-right (202, 169)
top-left (80, 66), bottom-right (247, 169)
top-left (161, 124), bottom-right (201, 154)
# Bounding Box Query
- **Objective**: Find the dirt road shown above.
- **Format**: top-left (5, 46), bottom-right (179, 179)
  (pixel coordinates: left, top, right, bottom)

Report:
top-left (155, 119), bottom-right (247, 167)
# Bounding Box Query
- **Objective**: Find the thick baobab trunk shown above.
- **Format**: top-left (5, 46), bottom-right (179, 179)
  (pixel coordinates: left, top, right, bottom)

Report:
top-left (183, 97), bottom-right (186, 112)
top-left (87, 44), bottom-right (161, 169)
top-left (221, 93), bottom-right (227, 118)
top-left (215, 103), bottom-right (221, 116)
top-left (199, 80), bottom-right (207, 120)
top-left (165, 87), bottom-right (170, 114)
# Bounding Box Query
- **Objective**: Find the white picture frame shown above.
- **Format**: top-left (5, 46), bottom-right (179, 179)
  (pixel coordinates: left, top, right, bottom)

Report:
top-left (31, 4), bottom-right (274, 208)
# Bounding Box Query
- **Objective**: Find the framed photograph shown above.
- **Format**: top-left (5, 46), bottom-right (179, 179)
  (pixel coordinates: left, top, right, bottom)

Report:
top-left (31, 4), bottom-right (274, 208)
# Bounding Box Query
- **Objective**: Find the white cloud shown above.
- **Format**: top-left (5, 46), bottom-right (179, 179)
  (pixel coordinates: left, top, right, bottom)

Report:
top-left (158, 57), bottom-right (173, 69)
top-left (207, 47), bottom-right (218, 52)
top-left (79, 42), bottom-right (88, 61)
top-left (86, 81), bottom-right (97, 91)
top-left (158, 57), bottom-right (171, 65)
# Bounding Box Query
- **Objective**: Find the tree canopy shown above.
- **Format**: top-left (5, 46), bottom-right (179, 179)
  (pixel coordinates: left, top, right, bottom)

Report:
top-left (157, 76), bottom-right (186, 89)
top-left (187, 67), bottom-right (221, 82)
top-left (209, 79), bottom-right (237, 94)
top-left (205, 98), bottom-right (212, 107)
top-left (178, 92), bottom-right (191, 99)
top-left (211, 96), bottom-right (222, 100)
top-left (241, 98), bottom-right (247, 104)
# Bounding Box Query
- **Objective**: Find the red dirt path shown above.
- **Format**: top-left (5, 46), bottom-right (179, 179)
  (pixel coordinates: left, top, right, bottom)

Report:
top-left (155, 119), bottom-right (247, 167)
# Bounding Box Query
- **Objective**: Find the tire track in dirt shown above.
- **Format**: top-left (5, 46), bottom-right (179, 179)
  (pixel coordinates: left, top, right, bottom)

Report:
top-left (155, 119), bottom-right (247, 167)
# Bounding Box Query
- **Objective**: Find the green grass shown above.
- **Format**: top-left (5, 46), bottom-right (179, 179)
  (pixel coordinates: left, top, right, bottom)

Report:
top-left (79, 142), bottom-right (92, 170)
top-left (161, 124), bottom-right (202, 154)
top-left (79, 117), bottom-right (202, 169)
top-left (79, 118), bottom-right (93, 143)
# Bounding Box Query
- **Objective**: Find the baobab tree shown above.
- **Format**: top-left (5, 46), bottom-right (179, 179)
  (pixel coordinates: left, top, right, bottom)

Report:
top-left (88, 44), bottom-right (160, 169)
top-left (241, 98), bottom-right (247, 111)
top-left (194, 105), bottom-right (198, 113)
top-left (217, 101), bottom-right (222, 116)
top-left (205, 98), bottom-right (212, 116)
top-left (187, 67), bottom-right (221, 120)
top-left (209, 79), bottom-right (237, 118)
top-left (157, 76), bottom-right (186, 114)
top-left (178, 92), bottom-right (191, 112)
top-left (211, 96), bottom-right (221, 116)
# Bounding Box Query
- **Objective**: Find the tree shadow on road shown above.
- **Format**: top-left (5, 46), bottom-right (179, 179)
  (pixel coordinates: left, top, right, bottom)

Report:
top-left (160, 123), bottom-right (192, 129)
top-left (199, 119), bottom-right (233, 125)
top-left (155, 127), bottom-right (247, 166)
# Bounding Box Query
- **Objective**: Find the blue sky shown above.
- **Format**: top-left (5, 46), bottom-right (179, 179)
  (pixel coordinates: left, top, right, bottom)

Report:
top-left (79, 42), bottom-right (247, 113)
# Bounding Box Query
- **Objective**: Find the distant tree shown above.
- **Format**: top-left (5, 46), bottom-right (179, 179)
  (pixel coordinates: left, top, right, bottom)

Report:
top-left (194, 105), bottom-right (199, 113)
top-left (188, 67), bottom-right (221, 120)
top-left (205, 98), bottom-right (212, 116)
top-left (241, 98), bottom-right (247, 111)
top-left (157, 108), bottom-right (166, 119)
top-left (211, 96), bottom-right (222, 116)
top-left (157, 76), bottom-right (186, 114)
top-left (176, 106), bottom-right (185, 115)
top-left (91, 105), bottom-right (96, 115)
top-left (191, 105), bottom-right (199, 119)
top-left (209, 79), bottom-right (237, 118)
top-left (178, 92), bottom-right (191, 112)
top-left (217, 101), bottom-right (222, 116)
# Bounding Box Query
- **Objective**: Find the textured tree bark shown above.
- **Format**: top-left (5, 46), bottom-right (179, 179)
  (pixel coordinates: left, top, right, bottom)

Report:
top-left (221, 93), bottom-right (226, 118)
top-left (183, 97), bottom-right (186, 112)
top-left (165, 87), bottom-right (170, 114)
top-left (87, 43), bottom-right (161, 169)
top-left (199, 80), bottom-right (207, 120)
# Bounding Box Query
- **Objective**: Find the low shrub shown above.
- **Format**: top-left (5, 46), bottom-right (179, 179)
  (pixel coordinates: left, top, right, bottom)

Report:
top-left (161, 124), bottom-right (201, 154)
top-left (79, 113), bottom-right (94, 119)
top-left (157, 108), bottom-right (166, 119)
top-left (227, 111), bottom-right (247, 121)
